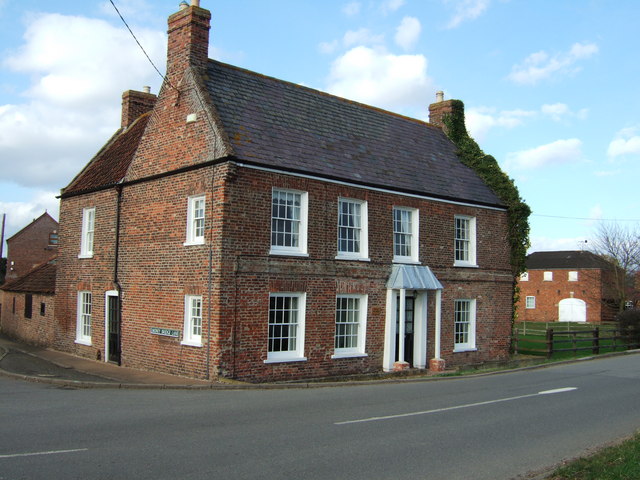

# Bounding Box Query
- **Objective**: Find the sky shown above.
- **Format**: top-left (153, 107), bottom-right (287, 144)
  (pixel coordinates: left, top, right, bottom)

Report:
top-left (1, 0), bottom-right (640, 255)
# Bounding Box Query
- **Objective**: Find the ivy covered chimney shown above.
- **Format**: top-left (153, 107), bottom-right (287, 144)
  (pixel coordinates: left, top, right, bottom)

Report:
top-left (428, 91), bottom-right (465, 135)
top-left (166, 0), bottom-right (211, 84)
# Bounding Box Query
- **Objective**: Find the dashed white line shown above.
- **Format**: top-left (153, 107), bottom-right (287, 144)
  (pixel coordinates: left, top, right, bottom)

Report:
top-left (335, 387), bottom-right (578, 425)
top-left (0, 448), bottom-right (88, 459)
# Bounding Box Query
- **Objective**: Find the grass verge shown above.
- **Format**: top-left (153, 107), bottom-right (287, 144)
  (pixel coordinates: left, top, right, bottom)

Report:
top-left (547, 432), bottom-right (640, 479)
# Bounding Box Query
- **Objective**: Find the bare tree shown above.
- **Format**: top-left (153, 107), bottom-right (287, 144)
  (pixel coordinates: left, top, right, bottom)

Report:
top-left (590, 222), bottom-right (640, 313)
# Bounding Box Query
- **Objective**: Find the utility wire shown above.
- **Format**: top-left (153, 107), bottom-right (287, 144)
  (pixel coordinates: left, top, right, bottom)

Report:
top-left (109, 0), bottom-right (177, 91)
top-left (532, 213), bottom-right (640, 222)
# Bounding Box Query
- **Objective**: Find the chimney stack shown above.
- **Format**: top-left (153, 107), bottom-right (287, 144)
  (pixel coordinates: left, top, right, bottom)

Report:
top-left (428, 91), bottom-right (464, 132)
top-left (166, 0), bottom-right (211, 84)
top-left (121, 88), bottom-right (157, 128)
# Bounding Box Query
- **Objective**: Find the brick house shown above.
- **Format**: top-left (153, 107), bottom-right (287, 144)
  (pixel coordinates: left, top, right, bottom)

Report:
top-left (1, 260), bottom-right (56, 346)
top-left (516, 250), bottom-right (618, 324)
top-left (54, 0), bottom-right (514, 382)
top-left (4, 212), bottom-right (58, 282)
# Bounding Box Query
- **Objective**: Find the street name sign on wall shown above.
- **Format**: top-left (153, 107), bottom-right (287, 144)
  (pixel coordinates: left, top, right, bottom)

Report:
top-left (150, 327), bottom-right (180, 338)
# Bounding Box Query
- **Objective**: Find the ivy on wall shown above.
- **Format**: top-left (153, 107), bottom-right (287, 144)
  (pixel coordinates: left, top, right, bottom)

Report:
top-left (442, 100), bottom-right (531, 276)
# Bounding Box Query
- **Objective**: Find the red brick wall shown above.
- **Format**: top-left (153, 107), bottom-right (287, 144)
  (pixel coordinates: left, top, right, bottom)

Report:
top-left (0, 291), bottom-right (55, 346)
top-left (516, 268), bottom-right (609, 323)
top-left (5, 214), bottom-right (58, 281)
top-left (214, 167), bottom-right (512, 381)
top-left (54, 190), bottom-right (119, 360)
top-left (55, 162), bottom-right (513, 382)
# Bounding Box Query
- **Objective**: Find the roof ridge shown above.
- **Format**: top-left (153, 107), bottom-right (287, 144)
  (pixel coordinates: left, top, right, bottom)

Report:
top-left (207, 59), bottom-right (438, 130)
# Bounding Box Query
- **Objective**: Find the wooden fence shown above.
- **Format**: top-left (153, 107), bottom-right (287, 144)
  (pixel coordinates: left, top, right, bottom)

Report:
top-left (513, 325), bottom-right (640, 359)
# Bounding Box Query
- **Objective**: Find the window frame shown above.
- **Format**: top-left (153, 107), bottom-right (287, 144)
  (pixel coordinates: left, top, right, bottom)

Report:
top-left (265, 292), bottom-right (307, 363)
top-left (79, 207), bottom-right (95, 258)
top-left (453, 298), bottom-right (476, 352)
top-left (568, 271), bottom-right (578, 282)
top-left (184, 195), bottom-right (206, 246)
top-left (525, 296), bottom-right (536, 309)
top-left (520, 272), bottom-right (529, 281)
top-left (333, 294), bottom-right (368, 358)
top-left (270, 188), bottom-right (308, 256)
top-left (336, 198), bottom-right (369, 260)
top-left (182, 295), bottom-right (203, 347)
top-left (75, 291), bottom-right (92, 346)
top-left (543, 271), bottom-right (553, 281)
top-left (393, 206), bottom-right (419, 264)
top-left (24, 294), bottom-right (32, 319)
top-left (454, 215), bottom-right (477, 267)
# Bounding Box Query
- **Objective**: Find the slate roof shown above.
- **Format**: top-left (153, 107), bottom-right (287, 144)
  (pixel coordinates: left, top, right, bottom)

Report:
top-left (526, 251), bottom-right (613, 270)
top-left (62, 113), bottom-right (151, 195)
top-left (1, 261), bottom-right (56, 294)
top-left (205, 60), bottom-right (504, 208)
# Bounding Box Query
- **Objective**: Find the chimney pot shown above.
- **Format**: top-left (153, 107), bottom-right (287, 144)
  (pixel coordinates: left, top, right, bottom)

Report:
top-left (179, 1), bottom-right (189, 10)
top-left (436, 90), bottom-right (444, 103)
top-left (191, 0), bottom-right (200, 6)
top-left (143, 86), bottom-right (151, 93)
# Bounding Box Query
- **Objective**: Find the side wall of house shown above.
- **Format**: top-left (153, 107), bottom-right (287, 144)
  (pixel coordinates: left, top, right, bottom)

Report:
top-left (517, 268), bottom-right (606, 323)
top-left (0, 291), bottom-right (55, 346)
top-left (114, 164), bottom-right (229, 379)
top-left (54, 190), bottom-right (118, 360)
top-left (6, 216), bottom-right (58, 281)
top-left (217, 167), bottom-right (512, 381)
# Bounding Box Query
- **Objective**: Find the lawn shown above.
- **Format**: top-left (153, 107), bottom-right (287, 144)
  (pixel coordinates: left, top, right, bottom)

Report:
top-left (547, 432), bottom-right (640, 479)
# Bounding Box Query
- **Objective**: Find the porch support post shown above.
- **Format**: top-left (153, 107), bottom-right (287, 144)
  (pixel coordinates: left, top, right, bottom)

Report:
top-left (430, 288), bottom-right (445, 372)
top-left (394, 288), bottom-right (410, 371)
top-left (382, 288), bottom-right (396, 372)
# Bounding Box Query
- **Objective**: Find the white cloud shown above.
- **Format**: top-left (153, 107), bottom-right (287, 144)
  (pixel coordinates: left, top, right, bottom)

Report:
top-left (395, 17), bottom-right (421, 51)
top-left (342, 1), bottom-right (362, 16)
top-left (508, 42), bottom-right (599, 85)
top-left (529, 236), bottom-right (592, 253)
top-left (466, 107), bottom-right (535, 142)
top-left (344, 28), bottom-right (385, 48)
top-left (1, 12), bottom-right (166, 189)
top-left (445, 0), bottom-right (491, 29)
top-left (326, 46), bottom-right (433, 113)
top-left (318, 40), bottom-right (340, 55)
top-left (381, 0), bottom-right (406, 14)
top-left (0, 190), bottom-right (60, 241)
top-left (505, 138), bottom-right (583, 170)
top-left (607, 127), bottom-right (640, 159)
top-left (541, 102), bottom-right (588, 122)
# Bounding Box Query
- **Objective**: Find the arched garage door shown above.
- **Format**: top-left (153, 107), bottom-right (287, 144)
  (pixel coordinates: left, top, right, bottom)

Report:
top-left (558, 298), bottom-right (587, 322)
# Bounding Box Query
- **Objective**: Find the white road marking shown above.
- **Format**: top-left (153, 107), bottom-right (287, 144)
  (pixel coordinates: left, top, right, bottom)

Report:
top-left (335, 387), bottom-right (578, 425)
top-left (0, 448), bottom-right (88, 459)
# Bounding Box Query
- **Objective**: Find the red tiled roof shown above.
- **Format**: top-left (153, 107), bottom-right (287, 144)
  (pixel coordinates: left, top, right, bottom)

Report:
top-left (1, 261), bottom-right (56, 294)
top-left (62, 112), bottom-right (151, 195)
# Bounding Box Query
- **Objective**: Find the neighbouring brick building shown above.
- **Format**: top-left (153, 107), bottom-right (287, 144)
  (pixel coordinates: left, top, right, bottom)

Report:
top-left (4, 212), bottom-right (58, 282)
top-left (1, 260), bottom-right (56, 346)
top-left (517, 250), bottom-right (619, 324)
top-left (54, 0), bottom-right (515, 382)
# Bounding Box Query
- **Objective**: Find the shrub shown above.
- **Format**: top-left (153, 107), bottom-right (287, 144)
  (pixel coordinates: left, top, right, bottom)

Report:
top-left (617, 309), bottom-right (640, 347)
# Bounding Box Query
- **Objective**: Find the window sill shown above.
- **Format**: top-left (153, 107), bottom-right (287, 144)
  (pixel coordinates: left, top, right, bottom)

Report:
top-left (183, 240), bottom-right (205, 247)
top-left (78, 254), bottom-right (93, 259)
top-left (181, 340), bottom-right (203, 347)
top-left (453, 262), bottom-right (478, 268)
top-left (453, 347), bottom-right (477, 353)
top-left (269, 250), bottom-right (309, 258)
top-left (75, 339), bottom-right (92, 347)
top-left (393, 258), bottom-right (420, 265)
top-left (264, 356), bottom-right (307, 364)
top-left (335, 255), bottom-right (370, 262)
top-left (331, 352), bottom-right (368, 359)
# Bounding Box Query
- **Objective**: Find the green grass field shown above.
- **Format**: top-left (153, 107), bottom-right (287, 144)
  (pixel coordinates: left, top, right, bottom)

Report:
top-left (547, 433), bottom-right (640, 479)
